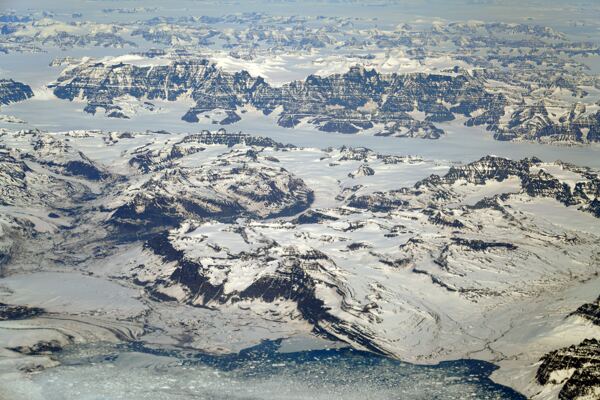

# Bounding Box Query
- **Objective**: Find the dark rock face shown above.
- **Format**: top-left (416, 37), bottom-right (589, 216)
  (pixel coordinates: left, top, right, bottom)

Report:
top-left (428, 211), bottom-right (465, 228)
top-left (56, 160), bottom-right (104, 180)
top-left (238, 265), bottom-right (335, 328)
top-left (0, 303), bottom-right (44, 320)
top-left (571, 296), bottom-right (600, 326)
top-left (536, 297), bottom-right (600, 399)
top-left (522, 170), bottom-right (574, 205)
top-left (111, 193), bottom-right (199, 230)
top-left (559, 366), bottom-right (600, 400)
top-left (451, 237), bottom-right (517, 251)
top-left (0, 79), bottom-right (33, 105)
top-left (9, 340), bottom-right (62, 355)
top-left (144, 232), bottom-right (225, 303)
top-left (536, 338), bottom-right (600, 400)
top-left (1, 234), bottom-right (23, 265)
top-left (501, 102), bottom-right (600, 143)
top-left (219, 110), bottom-right (242, 125)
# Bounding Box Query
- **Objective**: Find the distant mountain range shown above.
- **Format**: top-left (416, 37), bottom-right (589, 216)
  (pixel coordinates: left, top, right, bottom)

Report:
top-left (48, 59), bottom-right (600, 143)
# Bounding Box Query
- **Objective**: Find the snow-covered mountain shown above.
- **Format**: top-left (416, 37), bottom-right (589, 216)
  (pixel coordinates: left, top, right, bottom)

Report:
top-left (0, 128), bottom-right (598, 399)
top-left (48, 56), bottom-right (600, 143)
top-left (50, 60), bottom-right (467, 137)
top-left (1, 4), bottom-right (600, 398)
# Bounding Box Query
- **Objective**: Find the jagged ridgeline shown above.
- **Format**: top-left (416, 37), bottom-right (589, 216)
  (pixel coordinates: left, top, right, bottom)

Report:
top-left (49, 59), bottom-right (600, 142)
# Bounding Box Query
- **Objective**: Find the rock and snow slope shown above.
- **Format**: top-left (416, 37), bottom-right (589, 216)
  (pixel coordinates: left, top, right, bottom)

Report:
top-left (0, 128), bottom-right (598, 399)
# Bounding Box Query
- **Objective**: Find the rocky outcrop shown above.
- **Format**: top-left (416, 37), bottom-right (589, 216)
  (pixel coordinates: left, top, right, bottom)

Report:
top-left (535, 296), bottom-right (599, 400)
top-left (0, 79), bottom-right (33, 106)
top-left (0, 303), bottom-right (44, 320)
top-left (51, 59), bottom-right (267, 123)
top-left (8, 340), bottom-right (63, 355)
top-left (128, 128), bottom-right (292, 173)
top-left (521, 170), bottom-right (574, 205)
top-left (350, 155), bottom-right (600, 218)
top-left (570, 295), bottom-right (600, 326)
top-left (497, 102), bottom-right (600, 143)
top-left (347, 191), bottom-right (409, 212)
top-left (536, 338), bottom-right (600, 400)
top-left (349, 164), bottom-right (375, 178)
top-left (417, 156), bottom-right (539, 187)
top-left (178, 130), bottom-right (292, 149)
top-left (293, 210), bottom-right (340, 224)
